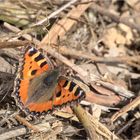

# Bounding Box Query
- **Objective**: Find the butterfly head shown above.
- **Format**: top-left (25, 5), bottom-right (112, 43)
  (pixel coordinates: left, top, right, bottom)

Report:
top-left (43, 68), bottom-right (60, 86)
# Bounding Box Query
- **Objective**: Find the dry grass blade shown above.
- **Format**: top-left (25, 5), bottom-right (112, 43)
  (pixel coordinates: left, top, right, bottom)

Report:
top-left (0, 41), bottom-right (29, 49)
top-left (73, 105), bottom-right (119, 140)
top-left (59, 46), bottom-right (140, 69)
top-left (0, 121), bottom-right (50, 140)
top-left (39, 0), bottom-right (92, 46)
top-left (14, 114), bottom-right (39, 132)
top-left (31, 0), bottom-right (79, 27)
top-left (4, 22), bottom-right (40, 44)
top-left (111, 96), bottom-right (140, 122)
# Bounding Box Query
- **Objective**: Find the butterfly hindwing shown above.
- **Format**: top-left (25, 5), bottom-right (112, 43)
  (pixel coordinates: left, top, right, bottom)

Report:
top-left (19, 76), bottom-right (86, 116)
top-left (53, 77), bottom-right (86, 107)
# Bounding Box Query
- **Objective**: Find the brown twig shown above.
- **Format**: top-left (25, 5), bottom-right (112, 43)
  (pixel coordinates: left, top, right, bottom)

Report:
top-left (14, 114), bottom-right (39, 132)
top-left (97, 80), bottom-right (134, 98)
top-left (111, 96), bottom-right (140, 122)
top-left (0, 41), bottom-right (29, 49)
top-left (86, 91), bottom-right (121, 106)
top-left (73, 105), bottom-right (119, 140)
top-left (0, 121), bottom-right (51, 140)
top-left (31, 0), bottom-right (79, 27)
top-left (43, 121), bottom-right (63, 140)
top-left (59, 46), bottom-right (140, 69)
top-left (4, 22), bottom-right (40, 45)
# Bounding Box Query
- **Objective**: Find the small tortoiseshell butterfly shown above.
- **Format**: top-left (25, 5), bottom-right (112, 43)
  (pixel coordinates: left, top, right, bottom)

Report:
top-left (12, 46), bottom-right (86, 116)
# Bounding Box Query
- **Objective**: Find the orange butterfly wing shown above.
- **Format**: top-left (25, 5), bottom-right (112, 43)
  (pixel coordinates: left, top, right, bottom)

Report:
top-left (13, 46), bottom-right (50, 113)
top-left (26, 78), bottom-right (86, 116)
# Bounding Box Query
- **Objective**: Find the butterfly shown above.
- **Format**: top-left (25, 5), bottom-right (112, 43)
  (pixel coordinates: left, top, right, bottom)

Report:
top-left (12, 46), bottom-right (86, 116)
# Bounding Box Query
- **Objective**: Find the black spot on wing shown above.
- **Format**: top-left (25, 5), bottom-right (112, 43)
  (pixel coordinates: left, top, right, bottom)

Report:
top-left (63, 80), bottom-right (69, 88)
top-left (49, 96), bottom-right (53, 101)
top-left (34, 54), bottom-right (44, 62)
top-left (56, 91), bottom-right (61, 97)
top-left (31, 69), bottom-right (37, 75)
top-left (28, 48), bottom-right (37, 57)
top-left (29, 66), bottom-right (32, 69)
top-left (67, 93), bottom-right (70, 96)
top-left (74, 87), bottom-right (81, 96)
top-left (40, 61), bottom-right (48, 68)
top-left (69, 82), bottom-right (76, 92)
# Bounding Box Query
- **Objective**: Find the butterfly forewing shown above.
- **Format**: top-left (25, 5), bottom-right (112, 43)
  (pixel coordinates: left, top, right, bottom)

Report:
top-left (13, 46), bottom-right (51, 113)
top-left (21, 46), bottom-right (50, 79)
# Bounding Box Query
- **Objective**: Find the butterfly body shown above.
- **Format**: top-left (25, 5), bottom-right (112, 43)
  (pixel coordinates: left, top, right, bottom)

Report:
top-left (27, 69), bottom-right (60, 105)
top-left (13, 46), bottom-right (86, 116)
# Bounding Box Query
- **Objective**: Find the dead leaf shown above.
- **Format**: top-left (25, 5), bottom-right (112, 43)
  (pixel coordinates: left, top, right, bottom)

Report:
top-left (126, 0), bottom-right (139, 8)
top-left (119, 23), bottom-right (134, 45)
top-left (102, 28), bottom-right (126, 49)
